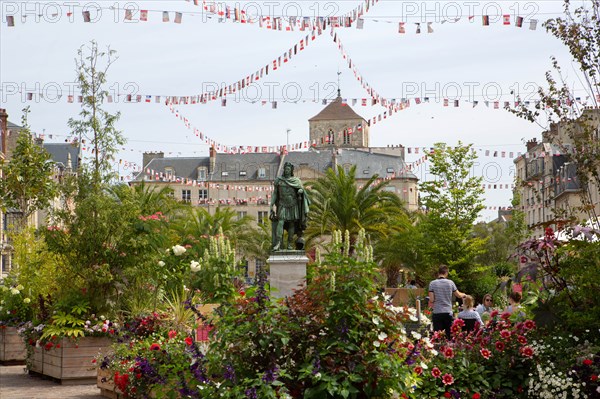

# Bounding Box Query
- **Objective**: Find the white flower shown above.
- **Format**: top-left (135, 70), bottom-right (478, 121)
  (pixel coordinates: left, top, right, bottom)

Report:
top-left (172, 245), bottom-right (187, 256)
top-left (411, 331), bottom-right (422, 340)
top-left (23, 298), bottom-right (31, 304)
top-left (378, 332), bottom-right (388, 340)
top-left (16, 285), bottom-right (24, 290)
top-left (10, 288), bottom-right (20, 295)
top-left (372, 316), bottom-right (381, 325)
top-left (373, 340), bottom-right (381, 347)
top-left (158, 260), bottom-right (165, 267)
top-left (190, 261), bottom-right (201, 273)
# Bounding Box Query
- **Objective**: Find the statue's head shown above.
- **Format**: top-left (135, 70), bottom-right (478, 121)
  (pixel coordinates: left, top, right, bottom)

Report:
top-left (283, 162), bottom-right (294, 177)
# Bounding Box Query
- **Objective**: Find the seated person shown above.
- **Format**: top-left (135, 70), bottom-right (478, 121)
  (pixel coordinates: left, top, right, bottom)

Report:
top-left (475, 294), bottom-right (494, 316)
top-left (457, 295), bottom-right (482, 332)
top-left (505, 291), bottom-right (525, 318)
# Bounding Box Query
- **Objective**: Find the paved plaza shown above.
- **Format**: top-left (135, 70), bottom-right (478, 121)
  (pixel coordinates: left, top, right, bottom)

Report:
top-left (0, 366), bottom-right (104, 399)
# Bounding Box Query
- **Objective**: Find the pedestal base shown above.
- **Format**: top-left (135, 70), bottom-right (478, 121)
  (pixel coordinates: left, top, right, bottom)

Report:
top-left (268, 251), bottom-right (308, 299)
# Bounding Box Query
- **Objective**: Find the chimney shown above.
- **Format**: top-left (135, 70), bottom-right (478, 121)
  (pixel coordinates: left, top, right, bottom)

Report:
top-left (209, 146), bottom-right (216, 174)
top-left (526, 138), bottom-right (538, 152)
top-left (0, 108), bottom-right (7, 156)
top-left (142, 151), bottom-right (164, 169)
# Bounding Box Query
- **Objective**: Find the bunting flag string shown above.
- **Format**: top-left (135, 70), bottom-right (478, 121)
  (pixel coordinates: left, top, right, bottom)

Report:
top-left (166, 101), bottom-right (314, 153)
top-left (190, 0), bottom-right (379, 31)
top-left (367, 13), bottom-right (541, 34)
top-left (165, 29), bottom-right (325, 106)
top-left (13, 80), bottom-right (599, 111)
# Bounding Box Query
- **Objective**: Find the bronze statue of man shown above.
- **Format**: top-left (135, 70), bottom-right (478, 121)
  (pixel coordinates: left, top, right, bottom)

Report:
top-left (270, 162), bottom-right (310, 251)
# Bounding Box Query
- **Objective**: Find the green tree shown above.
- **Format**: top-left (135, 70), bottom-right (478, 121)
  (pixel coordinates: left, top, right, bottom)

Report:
top-left (67, 41), bottom-right (124, 188)
top-left (419, 142), bottom-right (487, 289)
top-left (0, 108), bottom-right (57, 227)
top-left (375, 211), bottom-right (428, 287)
top-left (305, 165), bottom-right (406, 247)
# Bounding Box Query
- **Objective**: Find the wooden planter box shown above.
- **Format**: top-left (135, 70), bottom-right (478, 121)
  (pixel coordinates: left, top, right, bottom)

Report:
top-left (0, 326), bottom-right (27, 365)
top-left (28, 336), bottom-right (112, 385)
top-left (97, 368), bottom-right (125, 399)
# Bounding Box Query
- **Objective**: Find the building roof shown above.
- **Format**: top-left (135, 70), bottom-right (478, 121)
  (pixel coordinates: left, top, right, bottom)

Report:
top-left (7, 121), bottom-right (22, 130)
top-left (134, 148), bottom-right (418, 182)
top-left (43, 143), bottom-right (80, 170)
top-left (308, 97), bottom-right (365, 122)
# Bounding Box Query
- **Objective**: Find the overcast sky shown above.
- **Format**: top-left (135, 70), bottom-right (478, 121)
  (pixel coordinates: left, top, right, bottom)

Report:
top-left (0, 0), bottom-right (587, 221)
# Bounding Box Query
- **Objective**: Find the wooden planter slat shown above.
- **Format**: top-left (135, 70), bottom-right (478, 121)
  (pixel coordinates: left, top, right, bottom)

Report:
top-left (28, 336), bottom-right (111, 384)
top-left (0, 326), bottom-right (27, 365)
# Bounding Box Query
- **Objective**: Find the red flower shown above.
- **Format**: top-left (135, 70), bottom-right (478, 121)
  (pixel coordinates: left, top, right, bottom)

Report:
top-left (545, 227), bottom-right (554, 237)
top-left (149, 343), bottom-right (161, 351)
top-left (431, 367), bottom-right (442, 378)
top-left (414, 366), bottom-right (423, 375)
top-left (490, 310), bottom-right (499, 318)
top-left (583, 359), bottom-right (593, 366)
top-left (500, 329), bottom-right (511, 339)
top-left (591, 374), bottom-right (597, 381)
top-left (520, 256), bottom-right (528, 264)
top-left (472, 394), bottom-right (481, 399)
top-left (444, 393), bottom-right (452, 398)
top-left (500, 312), bottom-right (511, 320)
top-left (441, 373), bottom-right (454, 386)
top-left (480, 348), bottom-right (492, 359)
top-left (168, 330), bottom-right (177, 339)
top-left (523, 320), bottom-right (535, 330)
top-left (520, 346), bottom-right (534, 358)
top-left (443, 347), bottom-right (455, 359)
top-left (184, 337), bottom-right (193, 346)
top-left (517, 335), bottom-right (528, 344)
top-left (495, 341), bottom-right (505, 352)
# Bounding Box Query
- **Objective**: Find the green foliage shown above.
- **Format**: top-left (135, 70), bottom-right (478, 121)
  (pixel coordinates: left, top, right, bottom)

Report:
top-left (375, 212), bottom-right (429, 287)
top-left (0, 107), bottom-right (57, 225)
top-left (205, 230), bottom-right (416, 398)
top-left (67, 41), bottom-right (124, 186)
top-left (419, 142), bottom-right (487, 291)
top-left (306, 165), bottom-right (407, 248)
top-left (0, 281), bottom-right (33, 325)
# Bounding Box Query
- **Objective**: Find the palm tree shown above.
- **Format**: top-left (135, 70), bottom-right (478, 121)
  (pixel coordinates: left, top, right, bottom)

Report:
top-left (172, 206), bottom-right (266, 258)
top-left (375, 212), bottom-right (429, 287)
top-left (305, 165), bottom-right (408, 248)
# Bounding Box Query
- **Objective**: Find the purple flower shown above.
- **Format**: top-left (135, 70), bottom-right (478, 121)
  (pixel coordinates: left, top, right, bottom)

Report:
top-left (223, 364), bottom-right (236, 382)
top-left (245, 388), bottom-right (258, 399)
top-left (262, 366), bottom-right (279, 383)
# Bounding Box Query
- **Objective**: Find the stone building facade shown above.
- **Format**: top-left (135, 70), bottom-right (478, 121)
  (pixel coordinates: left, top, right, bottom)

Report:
top-left (513, 108), bottom-right (600, 238)
top-left (132, 96), bottom-right (419, 278)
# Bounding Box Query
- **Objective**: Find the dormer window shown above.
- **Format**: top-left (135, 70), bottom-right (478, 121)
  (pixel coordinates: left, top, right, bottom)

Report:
top-left (164, 167), bottom-right (174, 181)
top-left (258, 167), bottom-right (266, 178)
top-left (197, 167), bottom-right (207, 181)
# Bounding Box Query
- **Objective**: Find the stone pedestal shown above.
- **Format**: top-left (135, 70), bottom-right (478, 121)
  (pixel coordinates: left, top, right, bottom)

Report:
top-left (268, 251), bottom-right (308, 298)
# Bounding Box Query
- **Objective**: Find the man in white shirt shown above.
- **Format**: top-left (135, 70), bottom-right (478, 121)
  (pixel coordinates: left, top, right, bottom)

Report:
top-left (428, 265), bottom-right (466, 339)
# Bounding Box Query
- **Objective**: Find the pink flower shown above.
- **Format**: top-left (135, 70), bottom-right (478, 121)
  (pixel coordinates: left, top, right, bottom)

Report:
top-left (523, 320), bottom-right (535, 330)
top-left (431, 367), bottom-right (442, 378)
top-left (168, 330), bottom-right (177, 339)
top-left (500, 312), bottom-right (511, 320)
top-left (441, 373), bottom-right (454, 386)
top-left (517, 335), bottom-right (528, 345)
top-left (490, 310), bottom-right (499, 318)
top-left (414, 366), bottom-right (423, 375)
top-left (495, 341), bottom-right (505, 352)
top-left (520, 346), bottom-right (534, 358)
top-left (480, 348), bottom-right (491, 359)
top-left (500, 329), bottom-right (511, 339)
top-left (443, 347), bottom-right (455, 359)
